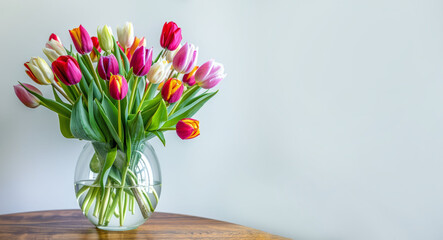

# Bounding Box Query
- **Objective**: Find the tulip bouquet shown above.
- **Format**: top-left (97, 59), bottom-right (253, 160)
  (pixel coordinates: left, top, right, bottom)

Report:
top-left (14, 21), bottom-right (225, 229)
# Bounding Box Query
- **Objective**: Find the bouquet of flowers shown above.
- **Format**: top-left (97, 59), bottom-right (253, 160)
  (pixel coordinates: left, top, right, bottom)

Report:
top-left (13, 21), bottom-right (225, 229)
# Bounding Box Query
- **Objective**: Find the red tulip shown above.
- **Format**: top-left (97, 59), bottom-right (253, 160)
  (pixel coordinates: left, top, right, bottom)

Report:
top-left (160, 21), bottom-right (182, 51)
top-left (176, 118), bottom-right (200, 140)
top-left (130, 46), bottom-right (153, 77)
top-left (161, 78), bottom-right (184, 103)
top-left (51, 56), bottom-right (82, 86)
top-left (109, 75), bottom-right (128, 100)
top-left (69, 25), bottom-right (93, 54)
top-left (90, 36), bottom-right (102, 62)
top-left (13, 83), bottom-right (42, 108)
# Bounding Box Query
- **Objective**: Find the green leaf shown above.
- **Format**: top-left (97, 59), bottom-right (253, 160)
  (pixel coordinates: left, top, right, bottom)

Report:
top-left (112, 36), bottom-right (124, 74)
top-left (70, 97), bottom-right (104, 141)
top-left (58, 114), bottom-right (74, 138)
top-left (119, 46), bottom-right (130, 72)
top-left (89, 153), bottom-right (101, 173)
top-left (77, 54), bottom-right (94, 86)
top-left (88, 83), bottom-right (105, 141)
top-left (141, 93), bottom-right (162, 111)
top-left (152, 131), bottom-right (166, 146)
top-left (52, 87), bottom-right (72, 109)
top-left (95, 99), bottom-right (124, 150)
top-left (100, 146), bottom-right (117, 198)
top-left (128, 112), bottom-right (144, 144)
top-left (102, 95), bottom-right (119, 130)
top-left (177, 85), bottom-right (201, 109)
top-left (20, 82), bottom-right (71, 118)
top-left (163, 91), bottom-right (218, 128)
top-left (147, 100), bottom-right (168, 131)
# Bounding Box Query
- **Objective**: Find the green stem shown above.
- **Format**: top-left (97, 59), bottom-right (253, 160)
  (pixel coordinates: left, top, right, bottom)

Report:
top-left (136, 83), bottom-right (151, 113)
top-left (168, 97), bottom-right (182, 116)
top-left (52, 83), bottom-right (74, 104)
top-left (128, 76), bottom-right (140, 113)
top-left (76, 186), bottom-right (89, 199)
top-left (84, 187), bottom-right (98, 215)
top-left (118, 100), bottom-right (122, 141)
top-left (85, 54), bottom-right (104, 93)
top-left (93, 189), bottom-right (101, 217)
top-left (99, 182), bottom-right (111, 225)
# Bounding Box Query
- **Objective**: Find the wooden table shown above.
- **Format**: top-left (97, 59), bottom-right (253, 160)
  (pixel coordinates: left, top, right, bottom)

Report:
top-left (0, 209), bottom-right (288, 239)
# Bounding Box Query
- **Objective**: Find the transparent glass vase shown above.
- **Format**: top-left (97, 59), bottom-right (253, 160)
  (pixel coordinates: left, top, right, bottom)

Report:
top-left (74, 141), bottom-right (161, 231)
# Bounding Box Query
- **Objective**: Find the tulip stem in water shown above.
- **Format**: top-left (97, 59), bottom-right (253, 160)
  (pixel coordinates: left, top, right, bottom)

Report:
top-left (128, 76), bottom-right (139, 113)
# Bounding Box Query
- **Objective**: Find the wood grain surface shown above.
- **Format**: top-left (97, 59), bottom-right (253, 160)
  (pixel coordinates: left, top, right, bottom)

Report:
top-left (0, 209), bottom-right (289, 239)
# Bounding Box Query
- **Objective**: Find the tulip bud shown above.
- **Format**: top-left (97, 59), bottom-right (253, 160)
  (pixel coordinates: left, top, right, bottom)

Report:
top-left (160, 21), bottom-right (182, 51)
top-left (126, 36), bottom-right (146, 61)
top-left (130, 46), bottom-right (153, 77)
top-left (182, 66), bottom-right (198, 86)
top-left (43, 34), bottom-right (67, 62)
top-left (90, 36), bottom-right (101, 62)
top-left (97, 25), bottom-right (114, 52)
top-left (195, 59), bottom-right (226, 89)
top-left (49, 33), bottom-right (62, 44)
top-left (24, 57), bottom-right (54, 85)
top-left (161, 78), bottom-right (184, 103)
top-left (97, 55), bottom-right (119, 81)
top-left (147, 59), bottom-right (172, 84)
top-left (117, 22), bottom-right (135, 49)
top-left (13, 83), bottom-right (42, 108)
top-left (69, 25), bottom-right (93, 54)
top-left (172, 42), bottom-right (198, 74)
top-left (165, 43), bottom-right (182, 62)
top-left (109, 75), bottom-right (128, 100)
top-left (176, 118), bottom-right (200, 140)
top-left (52, 56), bottom-right (82, 86)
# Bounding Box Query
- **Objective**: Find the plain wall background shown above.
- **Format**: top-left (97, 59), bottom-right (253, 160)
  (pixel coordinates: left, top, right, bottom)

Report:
top-left (1, 0), bottom-right (443, 239)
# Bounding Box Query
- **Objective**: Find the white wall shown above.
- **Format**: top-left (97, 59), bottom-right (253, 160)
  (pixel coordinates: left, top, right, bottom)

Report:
top-left (1, 0), bottom-right (443, 239)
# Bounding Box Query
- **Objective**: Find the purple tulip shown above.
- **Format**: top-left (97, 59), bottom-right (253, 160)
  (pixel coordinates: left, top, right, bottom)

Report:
top-left (98, 55), bottom-right (119, 80)
top-left (130, 46), bottom-right (153, 77)
top-left (13, 83), bottom-right (42, 108)
top-left (172, 43), bottom-right (198, 74)
top-left (194, 59), bottom-right (226, 89)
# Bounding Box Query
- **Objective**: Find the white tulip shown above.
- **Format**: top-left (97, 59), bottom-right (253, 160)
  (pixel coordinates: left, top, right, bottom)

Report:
top-left (43, 39), bottom-right (67, 62)
top-left (25, 57), bottom-right (54, 85)
top-left (117, 22), bottom-right (135, 49)
top-left (165, 43), bottom-right (182, 63)
top-left (147, 59), bottom-right (172, 84)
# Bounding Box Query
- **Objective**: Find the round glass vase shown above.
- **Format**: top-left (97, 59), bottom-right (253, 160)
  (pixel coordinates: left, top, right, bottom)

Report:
top-left (74, 140), bottom-right (161, 231)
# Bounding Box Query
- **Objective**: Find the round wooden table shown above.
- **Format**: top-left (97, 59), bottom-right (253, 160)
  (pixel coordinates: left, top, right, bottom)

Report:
top-left (0, 209), bottom-right (288, 239)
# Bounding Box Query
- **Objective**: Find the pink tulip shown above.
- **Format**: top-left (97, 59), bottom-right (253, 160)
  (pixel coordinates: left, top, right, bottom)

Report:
top-left (194, 59), bottom-right (226, 89)
top-left (176, 118), bottom-right (200, 140)
top-left (13, 83), bottom-right (42, 108)
top-left (98, 55), bottom-right (119, 80)
top-left (69, 25), bottom-right (93, 54)
top-left (172, 43), bottom-right (198, 74)
top-left (130, 46), bottom-right (153, 77)
top-left (182, 66), bottom-right (198, 86)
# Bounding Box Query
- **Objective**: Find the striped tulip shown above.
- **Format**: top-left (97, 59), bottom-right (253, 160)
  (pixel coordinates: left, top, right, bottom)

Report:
top-left (130, 46), bottom-right (153, 77)
top-left (52, 56), bottom-right (82, 86)
top-left (172, 42), bottom-right (198, 74)
top-left (98, 55), bottom-right (119, 81)
top-left (90, 36), bottom-right (101, 62)
top-left (43, 34), bottom-right (67, 62)
top-left (182, 66), bottom-right (198, 86)
top-left (13, 83), bottom-right (42, 108)
top-left (24, 57), bottom-right (54, 85)
top-left (97, 25), bottom-right (114, 52)
top-left (69, 25), bottom-right (93, 54)
top-left (126, 36), bottom-right (146, 61)
top-left (109, 75), bottom-right (128, 100)
top-left (160, 21), bottom-right (182, 51)
top-left (161, 78), bottom-right (184, 103)
top-left (117, 22), bottom-right (134, 49)
top-left (195, 59), bottom-right (226, 89)
top-left (176, 118), bottom-right (200, 140)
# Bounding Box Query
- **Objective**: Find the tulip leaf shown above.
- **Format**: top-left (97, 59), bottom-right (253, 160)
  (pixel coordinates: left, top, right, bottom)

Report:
top-left (128, 112), bottom-right (145, 144)
top-left (147, 100), bottom-right (168, 131)
top-left (77, 54), bottom-right (94, 86)
top-left (152, 131), bottom-right (166, 146)
top-left (70, 97), bottom-right (104, 142)
top-left (94, 99), bottom-right (124, 150)
top-left (52, 87), bottom-right (72, 109)
top-left (102, 95), bottom-right (119, 130)
top-left (119, 46), bottom-right (130, 72)
top-left (112, 36), bottom-right (124, 75)
top-left (163, 91), bottom-right (218, 128)
top-left (88, 83), bottom-right (105, 141)
top-left (153, 50), bottom-right (164, 64)
top-left (100, 146), bottom-right (117, 198)
top-left (177, 85), bottom-right (201, 110)
top-left (58, 114), bottom-right (74, 138)
top-left (19, 82), bottom-right (71, 118)
top-left (141, 93), bottom-right (162, 111)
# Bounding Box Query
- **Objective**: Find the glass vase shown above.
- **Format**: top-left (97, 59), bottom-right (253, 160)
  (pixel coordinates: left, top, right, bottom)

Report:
top-left (74, 140), bottom-right (161, 231)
